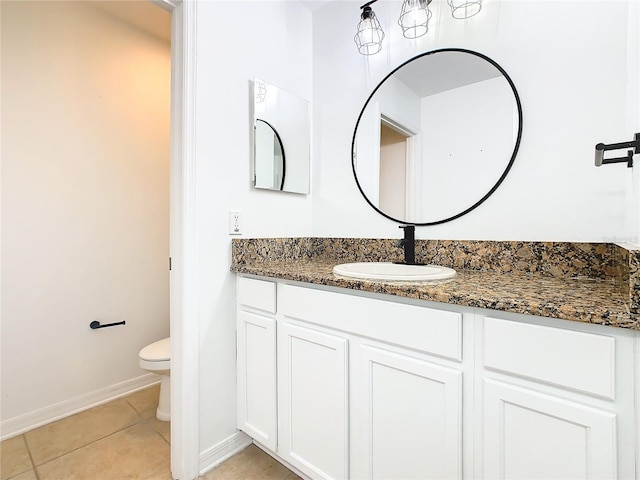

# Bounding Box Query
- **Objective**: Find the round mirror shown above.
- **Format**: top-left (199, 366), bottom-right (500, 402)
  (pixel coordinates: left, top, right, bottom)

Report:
top-left (352, 48), bottom-right (523, 225)
top-left (255, 118), bottom-right (286, 191)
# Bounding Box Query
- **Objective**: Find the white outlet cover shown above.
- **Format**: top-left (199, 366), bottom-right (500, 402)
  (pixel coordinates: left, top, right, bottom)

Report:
top-left (229, 211), bottom-right (242, 235)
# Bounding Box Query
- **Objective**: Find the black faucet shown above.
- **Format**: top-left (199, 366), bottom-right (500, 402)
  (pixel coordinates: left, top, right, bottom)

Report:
top-left (396, 225), bottom-right (416, 265)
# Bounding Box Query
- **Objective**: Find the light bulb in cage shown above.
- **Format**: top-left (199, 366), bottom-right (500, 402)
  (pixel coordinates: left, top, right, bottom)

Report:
top-left (254, 78), bottom-right (267, 103)
top-left (398, 0), bottom-right (432, 39)
top-left (354, 1), bottom-right (385, 56)
top-left (447, 0), bottom-right (482, 19)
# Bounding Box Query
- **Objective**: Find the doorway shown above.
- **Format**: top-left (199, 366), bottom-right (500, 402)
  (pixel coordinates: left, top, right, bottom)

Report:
top-left (378, 116), bottom-right (420, 222)
top-left (2, 2), bottom-right (184, 474)
top-left (379, 123), bottom-right (409, 220)
top-left (2, 0), bottom-right (199, 480)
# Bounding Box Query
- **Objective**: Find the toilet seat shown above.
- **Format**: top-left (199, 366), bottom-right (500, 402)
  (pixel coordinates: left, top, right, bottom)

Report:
top-left (139, 337), bottom-right (170, 371)
top-left (139, 337), bottom-right (170, 361)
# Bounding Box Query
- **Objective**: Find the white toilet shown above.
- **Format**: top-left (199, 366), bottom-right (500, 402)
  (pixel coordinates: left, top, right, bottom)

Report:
top-left (138, 337), bottom-right (171, 421)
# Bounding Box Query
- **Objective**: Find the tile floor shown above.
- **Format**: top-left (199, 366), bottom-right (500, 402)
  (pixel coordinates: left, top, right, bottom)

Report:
top-left (1, 385), bottom-right (301, 480)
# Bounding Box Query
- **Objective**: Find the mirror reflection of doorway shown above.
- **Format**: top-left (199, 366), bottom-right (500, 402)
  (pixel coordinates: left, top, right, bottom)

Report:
top-left (379, 117), bottom-right (420, 222)
top-left (380, 123), bottom-right (408, 220)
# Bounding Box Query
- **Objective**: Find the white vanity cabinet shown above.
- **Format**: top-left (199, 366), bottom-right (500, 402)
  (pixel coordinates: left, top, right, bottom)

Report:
top-left (279, 283), bottom-right (468, 480)
top-left (236, 277), bottom-right (278, 451)
top-left (478, 313), bottom-right (637, 480)
top-left (236, 275), bottom-right (639, 480)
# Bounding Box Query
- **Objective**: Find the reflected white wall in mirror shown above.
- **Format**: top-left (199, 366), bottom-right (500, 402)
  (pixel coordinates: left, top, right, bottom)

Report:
top-left (253, 77), bottom-right (310, 194)
top-left (419, 76), bottom-right (516, 220)
top-left (353, 49), bottom-right (522, 225)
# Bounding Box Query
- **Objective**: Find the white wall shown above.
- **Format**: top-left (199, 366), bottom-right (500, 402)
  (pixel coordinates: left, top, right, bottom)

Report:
top-left (193, 0), bottom-right (312, 457)
top-left (312, 0), bottom-right (639, 241)
top-left (354, 101), bottom-right (382, 206)
top-left (1, 1), bottom-right (170, 433)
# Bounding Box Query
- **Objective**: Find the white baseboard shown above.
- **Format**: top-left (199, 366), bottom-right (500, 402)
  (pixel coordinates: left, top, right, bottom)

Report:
top-left (199, 431), bottom-right (252, 476)
top-left (0, 373), bottom-right (159, 441)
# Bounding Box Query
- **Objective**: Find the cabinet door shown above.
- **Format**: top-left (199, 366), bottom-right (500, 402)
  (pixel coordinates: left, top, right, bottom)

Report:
top-left (237, 310), bottom-right (277, 450)
top-left (483, 379), bottom-right (617, 479)
top-left (278, 322), bottom-right (349, 480)
top-left (353, 345), bottom-right (463, 480)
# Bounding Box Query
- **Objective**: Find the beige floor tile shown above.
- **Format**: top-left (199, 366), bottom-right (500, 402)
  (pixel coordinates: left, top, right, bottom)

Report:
top-left (4, 469), bottom-right (37, 480)
top-left (282, 472), bottom-right (304, 480)
top-left (145, 417), bottom-right (170, 443)
top-left (124, 384), bottom-right (161, 419)
top-left (142, 468), bottom-right (174, 480)
top-left (25, 399), bottom-right (140, 466)
top-left (200, 445), bottom-right (292, 480)
top-left (0, 436), bottom-right (32, 480)
top-left (36, 423), bottom-right (170, 480)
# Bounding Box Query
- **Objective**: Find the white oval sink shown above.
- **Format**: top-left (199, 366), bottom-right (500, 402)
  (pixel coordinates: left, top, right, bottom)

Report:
top-left (333, 262), bottom-right (456, 282)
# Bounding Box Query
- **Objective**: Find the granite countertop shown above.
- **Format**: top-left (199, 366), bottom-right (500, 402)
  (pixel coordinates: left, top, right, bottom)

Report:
top-left (231, 238), bottom-right (640, 331)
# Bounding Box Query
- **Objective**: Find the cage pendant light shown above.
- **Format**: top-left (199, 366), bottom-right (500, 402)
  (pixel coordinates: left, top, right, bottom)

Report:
top-left (354, 1), bottom-right (385, 55)
top-left (398, 0), bottom-right (432, 39)
top-left (447, 0), bottom-right (482, 19)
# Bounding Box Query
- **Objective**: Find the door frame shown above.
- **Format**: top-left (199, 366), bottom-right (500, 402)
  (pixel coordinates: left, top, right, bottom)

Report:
top-left (152, 0), bottom-right (199, 479)
top-left (380, 114), bottom-right (421, 221)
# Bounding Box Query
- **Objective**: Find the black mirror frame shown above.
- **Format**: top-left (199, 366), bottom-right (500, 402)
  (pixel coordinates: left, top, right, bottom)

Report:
top-left (255, 118), bottom-right (287, 191)
top-left (351, 48), bottom-right (523, 226)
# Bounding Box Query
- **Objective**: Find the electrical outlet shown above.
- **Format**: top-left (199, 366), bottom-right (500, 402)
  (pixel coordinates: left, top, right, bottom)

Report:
top-left (229, 211), bottom-right (242, 235)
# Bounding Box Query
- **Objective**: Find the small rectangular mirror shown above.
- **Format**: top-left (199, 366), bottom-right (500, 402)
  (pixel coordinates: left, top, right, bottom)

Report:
top-left (252, 78), bottom-right (310, 194)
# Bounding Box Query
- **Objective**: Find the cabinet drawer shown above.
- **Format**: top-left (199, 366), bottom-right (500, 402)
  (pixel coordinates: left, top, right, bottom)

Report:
top-left (281, 285), bottom-right (462, 361)
top-left (237, 277), bottom-right (276, 313)
top-left (483, 316), bottom-right (615, 398)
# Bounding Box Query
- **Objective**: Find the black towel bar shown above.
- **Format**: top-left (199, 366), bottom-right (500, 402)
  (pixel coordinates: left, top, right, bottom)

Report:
top-left (594, 132), bottom-right (639, 168)
top-left (90, 320), bottom-right (126, 329)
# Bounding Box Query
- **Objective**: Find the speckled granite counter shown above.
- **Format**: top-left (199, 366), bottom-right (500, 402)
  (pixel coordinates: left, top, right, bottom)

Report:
top-left (230, 238), bottom-right (640, 331)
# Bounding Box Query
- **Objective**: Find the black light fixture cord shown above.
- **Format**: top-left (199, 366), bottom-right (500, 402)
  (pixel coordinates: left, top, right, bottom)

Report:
top-left (360, 0), bottom-right (379, 11)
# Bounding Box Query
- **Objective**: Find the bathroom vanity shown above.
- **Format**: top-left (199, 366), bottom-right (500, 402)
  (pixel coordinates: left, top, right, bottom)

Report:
top-left (232, 238), bottom-right (640, 480)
